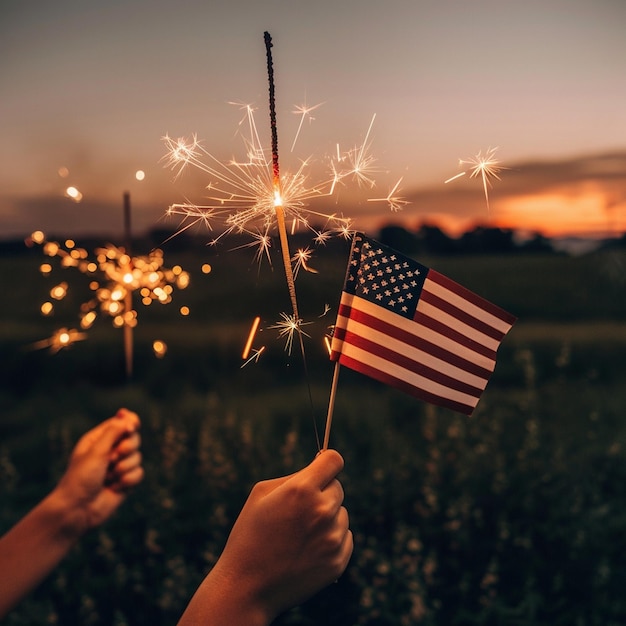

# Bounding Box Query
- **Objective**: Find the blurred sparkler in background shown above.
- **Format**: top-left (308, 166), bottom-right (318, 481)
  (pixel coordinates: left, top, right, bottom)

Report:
top-left (26, 230), bottom-right (190, 370)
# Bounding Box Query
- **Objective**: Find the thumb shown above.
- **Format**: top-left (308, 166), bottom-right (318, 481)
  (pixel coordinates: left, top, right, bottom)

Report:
top-left (300, 449), bottom-right (344, 490)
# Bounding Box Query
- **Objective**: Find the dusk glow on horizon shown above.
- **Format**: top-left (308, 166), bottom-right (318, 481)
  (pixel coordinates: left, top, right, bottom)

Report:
top-left (1, 0), bottom-right (625, 241)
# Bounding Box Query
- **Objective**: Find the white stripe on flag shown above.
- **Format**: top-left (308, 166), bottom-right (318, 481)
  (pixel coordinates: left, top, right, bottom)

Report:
top-left (425, 277), bottom-right (513, 335)
top-left (335, 340), bottom-right (481, 409)
top-left (334, 310), bottom-right (489, 389)
top-left (341, 293), bottom-right (498, 372)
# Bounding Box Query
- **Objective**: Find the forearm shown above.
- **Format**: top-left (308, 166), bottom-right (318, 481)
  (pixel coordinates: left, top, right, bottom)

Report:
top-left (177, 564), bottom-right (273, 626)
top-left (0, 487), bottom-right (86, 618)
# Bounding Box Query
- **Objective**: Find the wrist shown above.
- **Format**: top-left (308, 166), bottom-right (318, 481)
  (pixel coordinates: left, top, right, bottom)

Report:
top-left (44, 486), bottom-right (90, 542)
top-left (179, 562), bottom-right (274, 626)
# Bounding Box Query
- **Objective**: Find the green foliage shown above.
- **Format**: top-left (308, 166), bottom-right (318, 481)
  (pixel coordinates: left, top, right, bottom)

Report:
top-left (2, 248), bottom-right (626, 625)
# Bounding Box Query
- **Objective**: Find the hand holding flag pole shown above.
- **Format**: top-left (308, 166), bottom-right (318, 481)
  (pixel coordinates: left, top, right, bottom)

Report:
top-left (322, 232), bottom-right (516, 449)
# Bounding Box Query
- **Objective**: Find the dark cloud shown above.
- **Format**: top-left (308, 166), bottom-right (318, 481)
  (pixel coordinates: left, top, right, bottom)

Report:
top-left (0, 194), bottom-right (165, 241)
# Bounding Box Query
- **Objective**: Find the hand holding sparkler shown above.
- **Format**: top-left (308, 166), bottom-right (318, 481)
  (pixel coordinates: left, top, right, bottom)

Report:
top-left (0, 408), bottom-right (143, 619)
top-left (177, 449), bottom-right (352, 626)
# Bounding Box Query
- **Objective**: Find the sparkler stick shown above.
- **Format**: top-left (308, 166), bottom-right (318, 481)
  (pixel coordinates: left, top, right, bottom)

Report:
top-left (264, 31), bottom-right (320, 450)
top-left (264, 32), bottom-right (300, 323)
top-left (123, 191), bottom-right (134, 379)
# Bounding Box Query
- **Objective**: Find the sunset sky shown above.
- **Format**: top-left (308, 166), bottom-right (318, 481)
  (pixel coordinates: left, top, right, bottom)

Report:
top-left (1, 0), bottom-right (626, 241)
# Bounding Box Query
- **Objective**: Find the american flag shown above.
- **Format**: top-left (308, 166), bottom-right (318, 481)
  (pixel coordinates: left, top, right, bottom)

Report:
top-left (330, 233), bottom-right (516, 415)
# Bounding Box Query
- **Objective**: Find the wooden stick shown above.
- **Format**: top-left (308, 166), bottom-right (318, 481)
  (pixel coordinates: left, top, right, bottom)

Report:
top-left (123, 191), bottom-right (133, 380)
top-left (322, 361), bottom-right (341, 450)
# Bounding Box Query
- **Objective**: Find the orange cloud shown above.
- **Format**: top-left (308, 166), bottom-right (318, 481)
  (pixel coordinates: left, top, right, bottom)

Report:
top-left (399, 150), bottom-right (626, 239)
top-left (493, 182), bottom-right (626, 237)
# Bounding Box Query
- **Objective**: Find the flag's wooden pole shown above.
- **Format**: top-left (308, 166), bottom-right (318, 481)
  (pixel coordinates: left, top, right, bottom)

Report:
top-left (322, 233), bottom-right (359, 450)
top-left (322, 361), bottom-right (341, 450)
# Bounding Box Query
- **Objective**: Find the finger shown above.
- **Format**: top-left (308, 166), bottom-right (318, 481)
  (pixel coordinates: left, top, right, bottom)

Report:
top-left (323, 477), bottom-right (345, 508)
top-left (336, 505), bottom-right (350, 534)
top-left (73, 417), bottom-right (132, 459)
top-left (337, 527), bottom-right (354, 571)
top-left (110, 450), bottom-right (142, 476)
top-left (107, 464), bottom-right (145, 492)
top-left (90, 418), bottom-right (136, 460)
top-left (110, 431), bottom-right (141, 461)
top-left (301, 449), bottom-right (344, 490)
top-left (115, 408), bottom-right (140, 432)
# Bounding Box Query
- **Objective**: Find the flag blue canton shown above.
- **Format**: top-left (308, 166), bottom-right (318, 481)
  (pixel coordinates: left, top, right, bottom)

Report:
top-left (345, 233), bottom-right (428, 320)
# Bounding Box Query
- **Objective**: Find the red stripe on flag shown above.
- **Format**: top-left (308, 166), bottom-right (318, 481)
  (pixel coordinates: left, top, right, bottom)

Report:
top-left (419, 288), bottom-right (507, 343)
top-left (428, 270), bottom-right (517, 326)
top-left (336, 352), bottom-right (477, 415)
top-left (412, 309), bottom-right (497, 362)
top-left (336, 301), bottom-right (493, 380)
top-left (339, 328), bottom-right (485, 397)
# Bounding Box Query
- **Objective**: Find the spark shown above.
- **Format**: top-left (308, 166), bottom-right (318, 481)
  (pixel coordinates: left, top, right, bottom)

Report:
top-left (340, 114), bottom-right (379, 189)
top-left (230, 231), bottom-right (273, 266)
top-left (368, 177), bottom-right (409, 212)
top-left (445, 147), bottom-right (506, 211)
top-left (291, 101), bottom-right (324, 152)
top-left (30, 327), bottom-right (87, 353)
top-left (65, 186), bottom-right (83, 202)
top-left (323, 322), bottom-right (336, 356)
top-left (161, 134), bottom-right (203, 180)
top-left (324, 334), bottom-right (332, 356)
top-left (291, 247), bottom-right (318, 279)
top-left (242, 316), bottom-right (262, 360)
top-left (240, 346), bottom-right (266, 368)
top-left (268, 312), bottom-right (312, 355)
top-left (153, 340), bottom-right (168, 358)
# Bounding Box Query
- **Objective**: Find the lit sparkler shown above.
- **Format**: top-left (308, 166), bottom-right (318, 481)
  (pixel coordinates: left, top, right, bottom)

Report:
top-left (162, 112), bottom-right (354, 259)
top-left (27, 232), bottom-right (190, 358)
top-left (445, 147), bottom-right (505, 211)
top-left (162, 93), bottom-right (403, 265)
top-left (163, 32), bottom-right (406, 384)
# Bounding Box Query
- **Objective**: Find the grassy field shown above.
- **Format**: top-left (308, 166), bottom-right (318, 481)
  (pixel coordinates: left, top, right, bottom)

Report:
top-left (1, 241), bottom-right (626, 625)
